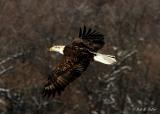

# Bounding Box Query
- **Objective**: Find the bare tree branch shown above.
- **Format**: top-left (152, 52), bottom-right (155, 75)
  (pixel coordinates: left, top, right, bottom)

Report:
top-left (0, 66), bottom-right (14, 76)
top-left (0, 50), bottom-right (31, 76)
top-left (0, 52), bottom-right (24, 65)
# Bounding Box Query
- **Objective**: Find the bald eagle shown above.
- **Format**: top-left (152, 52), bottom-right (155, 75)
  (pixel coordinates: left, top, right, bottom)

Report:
top-left (42, 26), bottom-right (116, 97)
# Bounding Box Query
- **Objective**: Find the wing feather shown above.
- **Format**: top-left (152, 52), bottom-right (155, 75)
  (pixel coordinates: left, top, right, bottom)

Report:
top-left (82, 25), bottom-right (86, 36)
top-left (86, 28), bottom-right (92, 35)
top-left (79, 27), bottom-right (82, 37)
top-left (78, 26), bottom-right (104, 51)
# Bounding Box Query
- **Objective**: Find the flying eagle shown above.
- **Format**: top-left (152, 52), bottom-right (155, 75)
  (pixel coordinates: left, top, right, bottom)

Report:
top-left (42, 26), bottom-right (116, 97)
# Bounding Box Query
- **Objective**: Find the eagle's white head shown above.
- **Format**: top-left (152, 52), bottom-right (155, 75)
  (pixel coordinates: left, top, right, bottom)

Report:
top-left (49, 45), bottom-right (65, 54)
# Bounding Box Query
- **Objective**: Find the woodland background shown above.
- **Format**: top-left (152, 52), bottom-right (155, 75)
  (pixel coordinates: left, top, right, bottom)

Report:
top-left (0, 0), bottom-right (159, 114)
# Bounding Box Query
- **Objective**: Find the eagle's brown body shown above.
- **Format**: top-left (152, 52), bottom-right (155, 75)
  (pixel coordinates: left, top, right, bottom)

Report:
top-left (42, 26), bottom-right (104, 97)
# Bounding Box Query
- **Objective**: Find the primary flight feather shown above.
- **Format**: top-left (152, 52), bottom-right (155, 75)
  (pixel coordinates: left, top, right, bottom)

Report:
top-left (42, 26), bottom-right (116, 97)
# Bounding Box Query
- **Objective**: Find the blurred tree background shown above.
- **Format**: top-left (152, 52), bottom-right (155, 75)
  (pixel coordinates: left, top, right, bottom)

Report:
top-left (0, 0), bottom-right (159, 114)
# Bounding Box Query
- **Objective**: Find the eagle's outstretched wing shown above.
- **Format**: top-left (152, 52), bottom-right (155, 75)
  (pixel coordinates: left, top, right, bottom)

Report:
top-left (42, 26), bottom-right (105, 97)
top-left (42, 63), bottom-right (87, 97)
top-left (78, 26), bottom-right (105, 52)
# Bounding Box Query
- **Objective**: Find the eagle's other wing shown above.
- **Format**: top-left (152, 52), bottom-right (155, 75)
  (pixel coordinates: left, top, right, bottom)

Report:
top-left (78, 26), bottom-right (105, 52)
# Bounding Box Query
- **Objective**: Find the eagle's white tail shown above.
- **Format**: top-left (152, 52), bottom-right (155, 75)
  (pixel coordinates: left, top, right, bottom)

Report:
top-left (49, 45), bottom-right (117, 65)
top-left (94, 53), bottom-right (116, 65)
